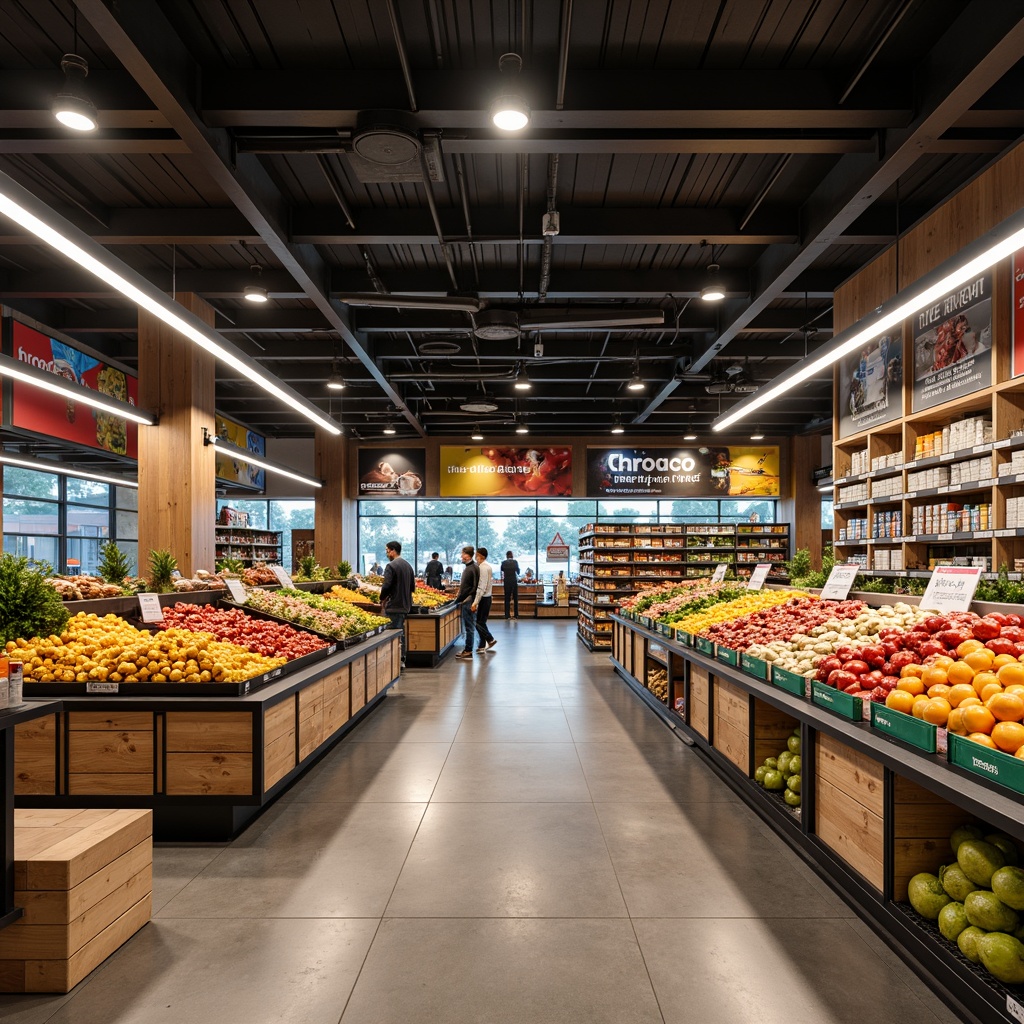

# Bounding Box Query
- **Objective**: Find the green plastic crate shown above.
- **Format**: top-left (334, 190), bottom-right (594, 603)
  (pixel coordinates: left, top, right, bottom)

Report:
top-left (812, 680), bottom-right (864, 721)
top-left (717, 646), bottom-right (739, 667)
top-left (674, 629), bottom-right (693, 647)
top-left (948, 733), bottom-right (1024, 795)
top-left (772, 666), bottom-right (808, 698)
top-left (695, 636), bottom-right (715, 656)
top-left (741, 653), bottom-right (768, 680)
top-left (870, 702), bottom-right (936, 754)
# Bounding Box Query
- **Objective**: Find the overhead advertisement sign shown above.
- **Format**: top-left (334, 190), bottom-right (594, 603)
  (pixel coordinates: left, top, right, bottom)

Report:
top-left (8, 317), bottom-right (139, 458)
top-left (440, 446), bottom-right (572, 497)
top-left (357, 448), bottom-right (426, 497)
top-left (1012, 249), bottom-right (1024, 377)
top-left (912, 272), bottom-right (992, 412)
top-left (837, 333), bottom-right (903, 439)
top-left (587, 446), bottom-right (780, 498)
top-left (214, 414), bottom-right (266, 491)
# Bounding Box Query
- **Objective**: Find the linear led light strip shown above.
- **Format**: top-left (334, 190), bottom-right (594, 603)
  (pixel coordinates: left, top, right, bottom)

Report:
top-left (713, 216), bottom-right (1024, 432)
top-left (0, 453), bottom-right (137, 488)
top-left (204, 433), bottom-right (322, 489)
top-left (0, 352), bottom-right (154, 425)
top-left (0, 178), bottom-right (341, 437)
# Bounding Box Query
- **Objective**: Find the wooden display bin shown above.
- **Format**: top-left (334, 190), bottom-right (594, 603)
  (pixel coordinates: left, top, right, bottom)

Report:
top-left (14, 633), bottom-right (401, 840)
top-left (490, 583), bottom-right (540, 619)
top-left (713, 676), bottom-right (750, 773)
top-left (815, 733), bottom-right (884, 892)
top-left (689, 664), bottom-right (710, 739)
top-left (0, 808), bottom-right (152, 993)
top-left (404, 604), bottom-right (461, 666)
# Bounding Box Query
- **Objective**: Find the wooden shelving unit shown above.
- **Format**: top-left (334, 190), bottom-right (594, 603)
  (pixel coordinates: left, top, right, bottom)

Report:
top-left (577, 523), bottom-right (790, 650)
top-left (214, 525), bottom-right (283, 567)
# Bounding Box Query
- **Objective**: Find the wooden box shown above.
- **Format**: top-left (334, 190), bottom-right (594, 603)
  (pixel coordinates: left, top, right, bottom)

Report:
top-left (0, 809), bottom-right (152, 993)
top-left (713, 676), bottom-right (750, 773)
top-left (690, 665), bottom-right (710, 739)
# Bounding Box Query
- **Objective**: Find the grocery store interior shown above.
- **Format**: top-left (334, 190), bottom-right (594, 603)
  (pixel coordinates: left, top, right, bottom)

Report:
top-left (2, 2), bottom-right (1024, 1022)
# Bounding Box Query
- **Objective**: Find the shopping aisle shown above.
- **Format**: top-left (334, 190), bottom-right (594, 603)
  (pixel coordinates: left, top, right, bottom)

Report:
top-left (3, 621), bottom-right (960, 1024)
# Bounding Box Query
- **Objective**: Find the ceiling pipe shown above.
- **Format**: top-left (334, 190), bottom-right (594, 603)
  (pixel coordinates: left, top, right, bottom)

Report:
top-left (538, 153), bottom-right (559, 300)
top-left (838, 0), bottom-right (915, 105)
top-left (315, 155), bottom-right (356, 231)
top-left (419, 138), bottom-right (460, 291)
top-left (556, 0), bottom-right (574, 111)
top-left (387, 368), bottom-right (519, 382)
top-left (384, 0), bottom-right (418, 111)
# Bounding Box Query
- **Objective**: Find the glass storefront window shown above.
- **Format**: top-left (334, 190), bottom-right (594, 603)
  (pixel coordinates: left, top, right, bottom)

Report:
top-left (597, 500), bottom-right (659, 522)
top-left (721, 500), bottom-right (776, 524)
top-left (3, 499), bottom-right (59, 534)
top-left (4, 466), bottom-right (58, 500)
top-left (216, 499), bottom-right (268, 529)
top-left (411, 516), bottom-right (474, 574)
top-left (360, 516), bottom-right (416, 575)
top-left (66, 479), bottom-right (109, 507)
top-left (270, 500), bottom-right (315, 570)
top-left (3, 534), bottom-right (58, 567)
top-left (116, 486), bottom-right (138, 511)
top-left (415, 499), bottom-right (476, 516)
top-left (115, 509), bottom-right (138, 541)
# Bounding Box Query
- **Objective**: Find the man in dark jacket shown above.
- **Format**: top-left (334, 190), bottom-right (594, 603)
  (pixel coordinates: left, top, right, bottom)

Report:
top-left (500, 550), bottom-right (520, 618)
top-left (454, 545), bottom-right (479, 660)
top-left (380, 540), bottom-right (415, 669)
top-left (424, 552), bottom-right (444, 590)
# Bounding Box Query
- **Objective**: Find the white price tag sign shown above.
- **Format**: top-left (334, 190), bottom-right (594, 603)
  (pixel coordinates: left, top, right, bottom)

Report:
top-left (270, 565), bottom-right (294, 588)
top-left (820, 563), bottom-right (860, 601)
top-left (746, 563), bottom-right (772, 591)
top-left (137, 592), bottom-right (164, 623)
top-left (224, 579), bottom-right (247, 604)
top-left (710, 563), bottom-right (728, 583)
top-left (920, 565), bottom-right (983, 613)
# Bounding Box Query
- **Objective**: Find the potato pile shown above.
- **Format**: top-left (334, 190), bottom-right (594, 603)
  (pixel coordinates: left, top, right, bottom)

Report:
top-left (6, 611), bottom-right (285, 684)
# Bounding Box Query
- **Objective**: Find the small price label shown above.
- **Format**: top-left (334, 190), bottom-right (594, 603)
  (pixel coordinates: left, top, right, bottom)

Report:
top-left (86, 681), bottom-right (119, 694)
top-left (746, 563), bottom-right (772, 591)
top-left (1007, 994), bottom-right (1024, 1024)
top-left (710, 563), bottom-right (728, 583)
top-left (137, 592), bottom-right (164, 623)
top-left (920, 565), bottom-right (983, 613)
top-left (224, 579), bottom-right (247, 603)
top-left (820, 563), bottom-right (860, 601)
top-left (270, 565), bottom-right (294, 588)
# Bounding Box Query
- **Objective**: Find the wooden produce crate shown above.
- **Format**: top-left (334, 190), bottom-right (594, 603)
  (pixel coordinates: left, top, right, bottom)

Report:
top-left (713, 676), bottom-right (750, 773)
top-left (815, 733), bottom-right (884, 892)
top-left (67, 712), bottom-right (155, 797)
top-left (690, 665), bottom-right (710, 740)
top-left (0, 809), bottom-right (152, 993)
top-left (891, 776), bottom-right (977, 902)
top-left (752, 701), bottom-right (799, 774)
top-left (164, 711), bottom-right (253, 796)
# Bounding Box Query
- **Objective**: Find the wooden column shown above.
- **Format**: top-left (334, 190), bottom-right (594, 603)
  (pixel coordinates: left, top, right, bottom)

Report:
top-left (780, 434), bottom-right (823, 569)
top-left (137, 293), bottom-right (216, 576)
top-left (314, 427), bottom-right (348, 570)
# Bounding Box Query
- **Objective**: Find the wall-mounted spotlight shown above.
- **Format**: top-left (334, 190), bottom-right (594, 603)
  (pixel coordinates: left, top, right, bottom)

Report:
top-left (52, 54), bottom-right (98, 132)
top-left (489, 53), bottom-right (530, 131)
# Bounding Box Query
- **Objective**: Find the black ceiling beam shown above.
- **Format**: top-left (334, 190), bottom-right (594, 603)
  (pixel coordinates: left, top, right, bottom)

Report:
top-left (660, 0), bottom-right (1024, 397)
top-left (72, 0), bottom-right (424, 438)
top-left (0, 134), bottom-right (189, 155)
top-left (0, 71), bottom-right (168, 130)
top-left (200, 69), bottom-right (913, 130)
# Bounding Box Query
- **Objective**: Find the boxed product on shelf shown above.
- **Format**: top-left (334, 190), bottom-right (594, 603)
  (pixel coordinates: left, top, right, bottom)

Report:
top-left (850, 448), bottom-right (869, 475)
top-left (838, 482), bottom-right (868, 503)
top-left (908, 466), bottom-right (950, 490)
top-left (874, 548), bottom-right (890, 570)
top-left (871, 476), bottom-right (902, 498)
top-left (871, 510), bottom-right (902, 538)
top-left (998, 450), bottom-right (1024, 476)
top-left (870, 452), bottom-right (903, 471)
top-left (949, 457), bottom-right (990, 485)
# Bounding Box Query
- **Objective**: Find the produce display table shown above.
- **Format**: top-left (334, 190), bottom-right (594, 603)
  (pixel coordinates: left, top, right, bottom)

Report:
top-left (13, 632), bottom-right (401, 841)
top-left (611, 613), bottom-right (1024, 1024)
top-left (1, 701), bottom-right (62, 932)
top-left (490, 583), bottom-right (540, 619)
top-left (405, 604), bottom-right (462, 666)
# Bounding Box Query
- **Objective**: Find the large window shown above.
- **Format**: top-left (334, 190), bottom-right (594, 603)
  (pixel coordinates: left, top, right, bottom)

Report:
top-left (358, 498), bottom-right (777, 581)
top-left (2, 467), bottom-right (137, 574)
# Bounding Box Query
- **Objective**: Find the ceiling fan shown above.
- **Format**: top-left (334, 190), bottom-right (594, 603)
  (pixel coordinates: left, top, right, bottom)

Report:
top-left (338, 293), bottom-right (665, 340)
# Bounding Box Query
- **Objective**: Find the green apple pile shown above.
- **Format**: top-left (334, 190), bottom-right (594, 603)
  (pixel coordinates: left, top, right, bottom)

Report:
top-left (908, 824), bottom-right (1024, 985)
top-left (753, 727), bottom-right (802, 808)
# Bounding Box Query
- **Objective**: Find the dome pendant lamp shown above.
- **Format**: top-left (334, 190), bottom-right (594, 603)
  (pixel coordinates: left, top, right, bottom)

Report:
top-left (52, 54), bottom-right (98, 131)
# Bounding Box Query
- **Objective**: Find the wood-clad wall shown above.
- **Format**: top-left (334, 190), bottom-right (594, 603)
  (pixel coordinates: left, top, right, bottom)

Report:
top-left (835, 143), bottom-right (1024, 331)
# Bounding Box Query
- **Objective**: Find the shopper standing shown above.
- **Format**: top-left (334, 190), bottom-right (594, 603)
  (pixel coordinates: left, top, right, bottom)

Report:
top-left (500, 549), bottom-right (520, 618)
top-left (473, 547), bottom-right (497, 652)
top-left (454, 546), bottom-right (479, 660)
top-left (379, 541), bottom-right (415, 669)
top-left (424, 551), bottom-right (444, 590)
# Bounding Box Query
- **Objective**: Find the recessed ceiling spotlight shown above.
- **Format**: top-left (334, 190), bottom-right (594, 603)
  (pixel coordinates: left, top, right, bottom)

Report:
top-left (701, 263), bottom-right (725, 302)
top-left (52, 54), bottom-right (98, 132)
top-left (383, 422), bottom-right (397, 435)
top-left (490, 53), bottom-right (530, 131)
top-left (243, 264), bottom-right (269, 303)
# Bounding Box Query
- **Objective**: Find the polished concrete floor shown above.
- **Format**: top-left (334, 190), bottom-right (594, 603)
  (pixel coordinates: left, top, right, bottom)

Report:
top-left (3, 620), bottom-right (962, 1024)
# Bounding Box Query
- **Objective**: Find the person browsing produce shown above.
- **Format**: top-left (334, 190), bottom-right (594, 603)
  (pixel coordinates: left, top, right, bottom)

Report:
top-left (379, 541), bottom-right (415, 669)
top-left (424, 552), bottom-right (444, 590)
top-left (454, 546), bottom-right (479, 660)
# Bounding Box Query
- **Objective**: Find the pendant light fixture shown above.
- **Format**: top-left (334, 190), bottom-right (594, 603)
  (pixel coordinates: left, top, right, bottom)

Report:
top-left (471, 425), bottom-right (485, 441)
top-left (52, 54), bottom-right (98, 131)
top-left (489, 53), bottom-right (530, 131)
top-left (383, 422), bottom-right (397, 435)
top-left (243, 264), bottom-right (269, 303)
top-left (326, 358), bottom-right (346, 391)
top-left (683, 423), bottom-right (698, 441)
top-left (611, 418), bottom-right (625, 435)
top-left (515, 421), bottom-right (529, 435)
top-left (750, 426), bottom-right (765, 440)
top-left (699, 240), bottom-right (725, 302)
top-left (626, 352), bottom-right (645, 392)
top-left (514, 365), bottom-right (532, 390)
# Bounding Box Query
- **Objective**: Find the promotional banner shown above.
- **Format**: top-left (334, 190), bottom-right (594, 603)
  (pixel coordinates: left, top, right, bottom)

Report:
top-left (1013, 250), bottom-right (1024, 377)
top-left (587, 446), bottom-right (780, 497)
top-left (214, 414), bottom-right (266, 491)
top-left (836, 333), bottom-right (902, 439)
top-left (440, 446), bottom-right (572, 497)
top-left (912, 272), bottom-right (992, 412)
top-left (357, 448), bottom-right (426, 497)
top-left (9, 318), bottom-right (139, 458)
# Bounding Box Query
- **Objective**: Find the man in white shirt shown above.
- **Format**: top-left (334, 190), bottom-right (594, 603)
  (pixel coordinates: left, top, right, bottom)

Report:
top-left (472, 547), bottom-right (497, 652)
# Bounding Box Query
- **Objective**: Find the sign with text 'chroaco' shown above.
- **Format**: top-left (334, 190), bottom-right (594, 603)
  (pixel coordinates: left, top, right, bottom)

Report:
top-left (586, 446), bottom-right (780, 497)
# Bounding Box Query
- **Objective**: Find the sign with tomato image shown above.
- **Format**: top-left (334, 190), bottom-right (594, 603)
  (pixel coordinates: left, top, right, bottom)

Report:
top-left (440, 446), bottom-right (572, 497)
top-left (8, 316), bottom-right (139, 458)
top-left (912, 272), bottom-right (992, 412)
top-left (587, 446), bottom-right (780, 497)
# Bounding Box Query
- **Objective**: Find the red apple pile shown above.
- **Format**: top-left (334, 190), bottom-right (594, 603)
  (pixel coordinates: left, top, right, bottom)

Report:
top-left (703, 597), bottom-right (865, 651)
